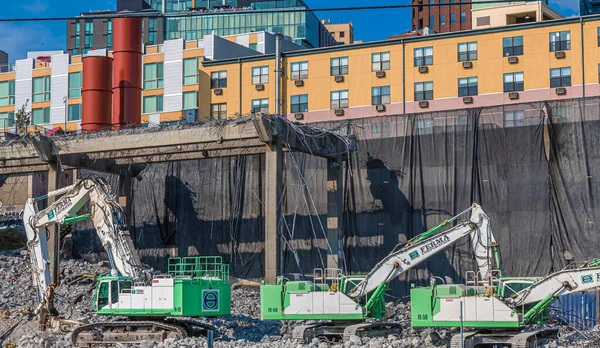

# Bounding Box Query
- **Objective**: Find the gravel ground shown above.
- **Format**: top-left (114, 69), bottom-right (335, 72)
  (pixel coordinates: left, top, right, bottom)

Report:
top-left (0, 250), bottom-right (596, 347)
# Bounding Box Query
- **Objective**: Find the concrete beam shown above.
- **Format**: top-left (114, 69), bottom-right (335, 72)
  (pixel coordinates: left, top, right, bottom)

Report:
top-left (0, 117), bottom-right (355, 175)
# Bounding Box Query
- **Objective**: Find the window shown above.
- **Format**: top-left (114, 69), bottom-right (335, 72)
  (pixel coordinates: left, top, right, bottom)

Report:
top-left (32, 107), bottom-right (50, 125)
top-left (340, 31), bottom-right (345, 38)
top-left (143, 95), bottom-right (163, 113)
top-left (430, 15), bottom-right (435, 26)
top-left (440, 14), bottom-right (446, 25)
top-left (598, 27), bottom-right (600, 47)
top-left (211, 103), bottom-right (227, 120)
top-left (372, 86), bottom-right (390, 105)
top-left (68, 104), bottom-right (81, 121)
top-left (550, 67), bottom-right (571, 87)
top-left (291, 62), bottom-right (308, 80)
top-left (458, 77), bottom-right (478, 96)
top-left (504, 110), bottom-right (525, 127)
top-left (451, 13), bottom-right (456, 24)
top-left (0, 112), bottom-right (14, 128)
top-left (0, 81), bottom-right (15, 106)
top-left (414, 81), bottom-right (433, 101)
top-left (84, 20), bottom-right (93, 53)
top-left (503, 72), bottom-right (524, 92)
top-left (414, 47), bottom-right (433, 66)
top-left (74, 21), bottom-right (80, 50)
top-left (32, 76), bottom-right (51, 102)
top-left (69, 72), bottom-right (82, 98)
top-left (107, 19), bottom-right (112, 48)
top-left (330, 57), bottom-right (349, 76)
top-left (252, 66), bottom-right (269, 84)
top-left (291, 94), bottom-right (308, 113)
top-left (183, 91), bottom-right (197, 110)
top-left (458, 42), bottom-right (477, 61)
top-left (550, 31), bottom-right (570, 51)
top-left (252, 98), bottom-right (269, 113)
top-left (210, 71), bottom-right (227, 88)
top-left (143, 62), bottom-right (164, 89)
top-left (148, 18), bottom-right (158, 45)
top-left (460, 12), bottom-right (467, 23)
top-left (372, 52), bottom-right (390, 71)
top-left (183, 58), bottom-right (198, 85)
top-left (249, 43), bottom-right (258, 51)
top-left (503, 36), bottom-right (523, 56)
top-left (331, 90), bottom-right (349, 109)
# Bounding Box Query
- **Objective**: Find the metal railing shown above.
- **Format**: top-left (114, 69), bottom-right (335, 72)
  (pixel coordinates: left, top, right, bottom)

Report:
top-left (168, 256), bottom-right (229, 280)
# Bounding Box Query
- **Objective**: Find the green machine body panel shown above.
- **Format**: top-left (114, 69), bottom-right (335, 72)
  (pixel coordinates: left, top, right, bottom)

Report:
top-left (260, 275), bottom-right (370, 321)
top-left (410, 277), bottom-right (551, 330)
top-left (94, 256), bottom-right (231, 317)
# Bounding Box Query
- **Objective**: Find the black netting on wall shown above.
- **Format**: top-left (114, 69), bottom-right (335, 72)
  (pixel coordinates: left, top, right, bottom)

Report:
top-left (70, 98), bottom-right (600, 299)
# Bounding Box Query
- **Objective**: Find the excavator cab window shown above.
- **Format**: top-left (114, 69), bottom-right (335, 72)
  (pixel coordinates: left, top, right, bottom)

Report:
top-left (111, 280), bottom-right (119, 304)
top-left (97, 281), bottom-right (110, 309)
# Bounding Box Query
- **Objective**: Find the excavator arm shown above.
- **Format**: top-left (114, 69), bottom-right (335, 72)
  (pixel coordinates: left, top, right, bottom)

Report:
top-left (348, 203), bottom-right (499, 300)
top-left (23, 176), bottom-right (146, 322)
top-left (507, 259), bottom-right (600, 324)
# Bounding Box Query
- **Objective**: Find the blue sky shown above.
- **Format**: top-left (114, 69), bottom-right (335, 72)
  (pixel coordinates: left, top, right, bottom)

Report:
top-left (0, 0), bottom-right (579, 63)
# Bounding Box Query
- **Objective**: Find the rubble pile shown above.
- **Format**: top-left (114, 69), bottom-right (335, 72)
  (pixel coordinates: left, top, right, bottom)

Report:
top-left (1, 250), bottom-right (599, 347)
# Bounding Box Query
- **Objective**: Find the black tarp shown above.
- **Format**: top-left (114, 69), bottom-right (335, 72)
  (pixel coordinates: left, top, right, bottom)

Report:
top-left (71, 98), bottom-right (599, 299)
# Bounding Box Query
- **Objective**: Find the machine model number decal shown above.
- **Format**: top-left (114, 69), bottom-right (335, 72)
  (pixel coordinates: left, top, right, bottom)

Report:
top-left (581, 274), bottom-right (593, 284)
top-left (267, 307), bottom-right (279, 313)
top-left (420, 235), bottom-right (451, 254)
top-left (596, 273), bottom-right (600, 282)
top-left (202, 290), bottom-right (220, 312)
top-left (409, 251), bottom-right (420, 260)
top-left (417, 314), bottom-right (429, 320)
top-left (54, 197), bottom-right (72, 215)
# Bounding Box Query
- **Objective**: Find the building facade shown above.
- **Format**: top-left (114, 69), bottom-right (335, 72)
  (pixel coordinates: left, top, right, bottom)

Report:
top-left (471, 1), bottom-right (561, 29)
top-left (7, 14), bottom-right (600, 133)
top-left (581, 0), bottom-right (600, 15)
top-left (324, 22), bottom-right (355, 45)
top-left (412, 0), bottom-right (472, 33)
top-left (66, 0), bottom-right (335, 56)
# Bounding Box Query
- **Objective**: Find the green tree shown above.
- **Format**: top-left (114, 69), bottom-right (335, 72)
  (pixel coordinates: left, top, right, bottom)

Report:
top-left (14, 100), bottom-right (31, 135)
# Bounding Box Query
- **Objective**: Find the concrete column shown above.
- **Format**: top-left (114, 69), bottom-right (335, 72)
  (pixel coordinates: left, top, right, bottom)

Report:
top-left (264, 141), bottom-right (282, 283)
top-left (327, 157), bottom-right (344, 271)
top-left (46, 164), bottom-right (61, 290)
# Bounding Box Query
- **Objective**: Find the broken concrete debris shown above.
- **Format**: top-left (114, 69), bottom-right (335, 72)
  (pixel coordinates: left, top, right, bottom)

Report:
top-left (0, 250), bottom-right (596, 347)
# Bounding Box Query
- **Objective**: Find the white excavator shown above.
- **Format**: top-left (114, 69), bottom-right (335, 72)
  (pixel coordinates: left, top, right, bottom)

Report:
top-left (23, 175), bottom-right (231, 346)
top-left (260, 203), bottom-right (503, 341)
top-left (23, 175), bottom-right (147, 329)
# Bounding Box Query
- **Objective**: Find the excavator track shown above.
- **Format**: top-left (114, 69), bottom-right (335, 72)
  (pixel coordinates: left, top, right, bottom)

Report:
top-left (72, 321), bottom-right (187, 347)
top-left (292, 321), bottom-right (402, 342)
top-left (342, 322), bottom-right (403, 341)
top-left (451, 329), bottom-right (559, 348)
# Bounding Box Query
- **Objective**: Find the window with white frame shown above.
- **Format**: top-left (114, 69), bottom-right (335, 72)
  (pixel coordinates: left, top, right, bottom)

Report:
top-left (372, 52), bottom-right (390, 71)
top-left (291, 62), bottom-right (308, 80)
top-left (330, 57), bottom-right (349, 75)
top-left (331, 90), bottom-right (349, 109)
top-left (372, 86), bottom-right (390, 105)
top-left (252, 98), bottom-right (269, 113)
top-left (252, 66), bottom-right (269, 84)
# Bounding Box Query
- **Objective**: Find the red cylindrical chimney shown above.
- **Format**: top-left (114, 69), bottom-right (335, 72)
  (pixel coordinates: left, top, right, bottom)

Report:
top-left (82, 56), bottom-right (113, 132)
top-left (112, 17), bottom-right (143, 129)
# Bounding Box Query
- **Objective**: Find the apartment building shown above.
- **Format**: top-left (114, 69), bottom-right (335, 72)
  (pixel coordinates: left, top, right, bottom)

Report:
top-left (3, 14), bottom-right (600, 132)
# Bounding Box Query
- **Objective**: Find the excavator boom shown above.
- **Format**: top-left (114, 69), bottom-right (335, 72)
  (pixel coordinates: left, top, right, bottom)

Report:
top-left (348, 203), bottom-right (498, 299)
top-left (23, 176), bottom-right (147, 324)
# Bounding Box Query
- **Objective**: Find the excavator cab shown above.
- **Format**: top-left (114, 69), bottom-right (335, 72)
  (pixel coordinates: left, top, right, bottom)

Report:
top-left (93, 276), bottom-right (134, 311)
